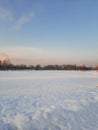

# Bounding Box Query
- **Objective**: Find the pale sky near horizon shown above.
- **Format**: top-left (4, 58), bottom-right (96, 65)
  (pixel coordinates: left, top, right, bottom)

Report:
top-left (0, 0), bottom-right (98, 66)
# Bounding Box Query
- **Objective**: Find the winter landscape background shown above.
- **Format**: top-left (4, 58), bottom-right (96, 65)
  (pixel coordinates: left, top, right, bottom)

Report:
top-left (0, 0), bottom-right (98, 129)
top-left (0, 71), bottom-right (98, 130)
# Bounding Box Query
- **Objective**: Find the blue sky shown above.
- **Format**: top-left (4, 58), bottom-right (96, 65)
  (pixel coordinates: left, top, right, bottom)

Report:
top-left (0, 0), bottom-right (98, 66)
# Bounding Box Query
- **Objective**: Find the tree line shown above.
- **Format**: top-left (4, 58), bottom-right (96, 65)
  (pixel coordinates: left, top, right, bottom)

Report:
top-left (0, 59), bottom-right (98, 71)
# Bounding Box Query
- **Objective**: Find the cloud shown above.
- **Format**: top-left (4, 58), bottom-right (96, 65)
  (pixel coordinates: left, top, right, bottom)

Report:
top-left (0, 7), bottom-right (13, 22)
top-left (0, 7), bottom-right (35, 30)
top-left (14, 11), bottom-right (35, 30)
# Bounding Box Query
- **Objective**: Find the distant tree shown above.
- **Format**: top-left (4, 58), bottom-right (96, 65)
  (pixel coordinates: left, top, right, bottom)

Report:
top-left (96, 65), bottom-right (98, 70)
top-left (35, 65), bottom-right (41, 70)
top-left (2, 59), bottom-right (10, 66)
top-left (2, 59), bottom-right (11, 70)
top-left (0, 59), bottom-right (95, 71)
top-left (0, 60), bottom-right (2, 70)
top-left (19, 64), bottom-right (27, 70)
top-left (0, 60), bottom-right (2, 66)
top-left (28, 65), bottom-right (35, 70)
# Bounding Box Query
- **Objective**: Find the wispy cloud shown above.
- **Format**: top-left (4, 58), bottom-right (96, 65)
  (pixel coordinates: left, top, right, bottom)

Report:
top-left (0, 7), bottom-right (13, 22)
top-left (14, 11), bottom-right (35, 30)
top-left (0, 6), bottom-right (35, 30)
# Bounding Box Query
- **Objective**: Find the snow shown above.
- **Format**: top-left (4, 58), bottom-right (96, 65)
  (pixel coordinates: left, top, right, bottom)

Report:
top-left (0, 71), bottom-right (98, 130)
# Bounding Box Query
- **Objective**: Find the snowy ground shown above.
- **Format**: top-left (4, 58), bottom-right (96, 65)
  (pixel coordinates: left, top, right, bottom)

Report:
top-left (0, 71), bottom-right (98, 130)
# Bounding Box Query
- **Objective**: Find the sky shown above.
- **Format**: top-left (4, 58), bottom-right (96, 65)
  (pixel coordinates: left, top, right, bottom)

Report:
top-left (0, 0), bottom-right (98, 66)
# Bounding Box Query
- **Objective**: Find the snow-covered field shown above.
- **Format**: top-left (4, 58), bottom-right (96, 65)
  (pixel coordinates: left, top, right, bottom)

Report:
top-left (0, 71), bottom-right (98, 130)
